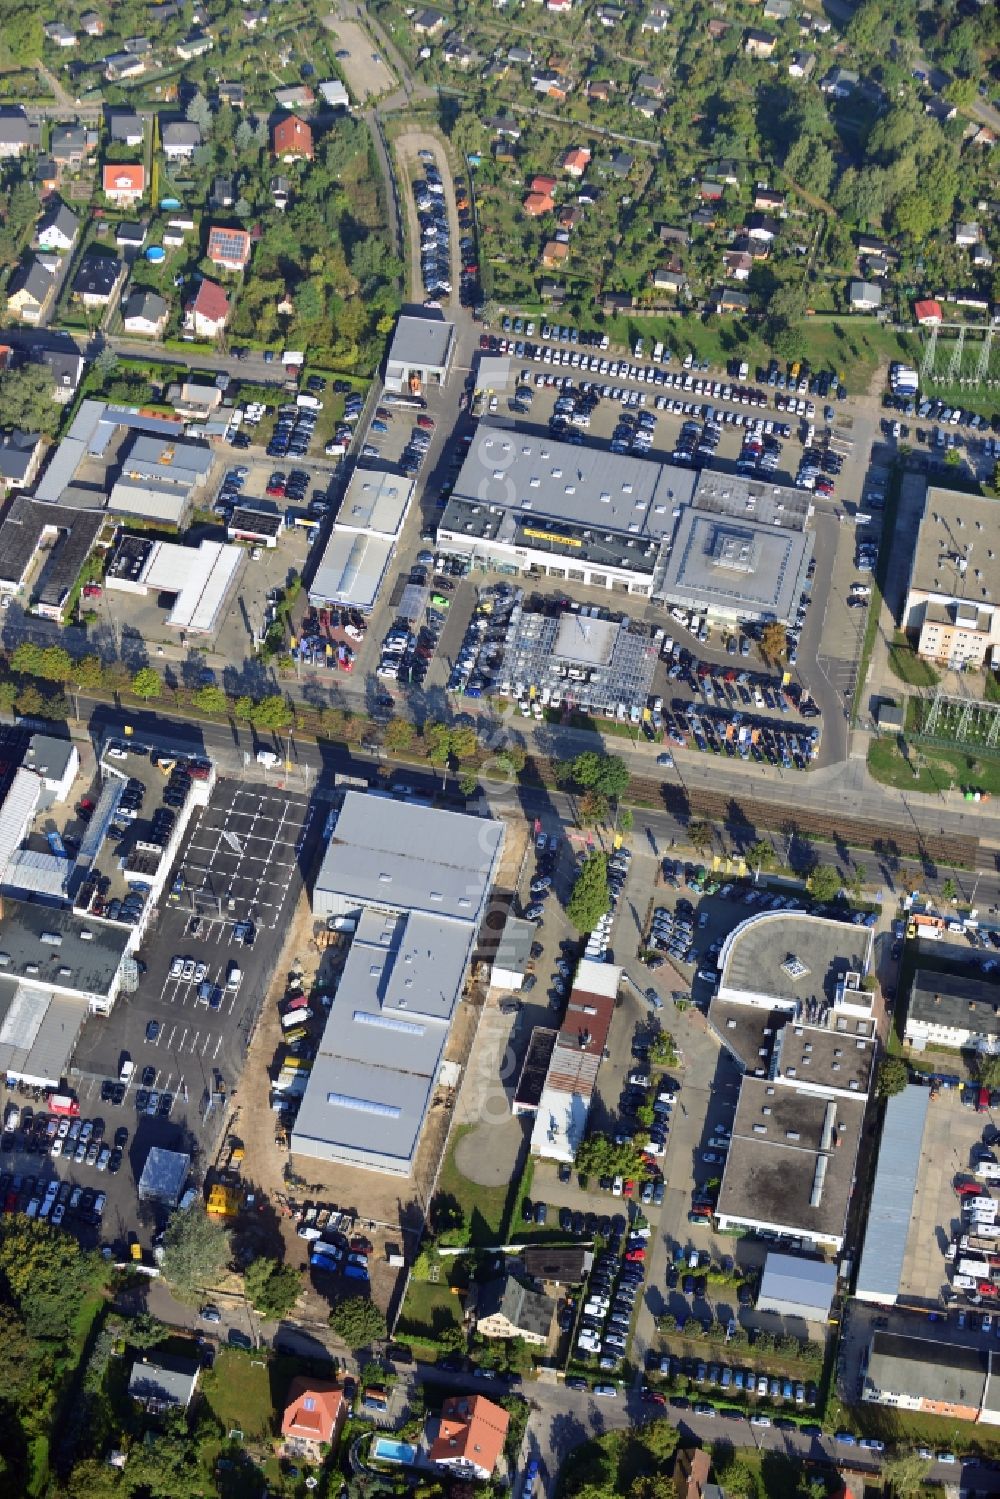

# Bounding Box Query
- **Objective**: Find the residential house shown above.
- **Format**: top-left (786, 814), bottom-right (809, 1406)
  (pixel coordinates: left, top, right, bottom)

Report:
top-left (521, 1245), bottom-right (593, 1284)
top-left (541, 241), bottom-right (568, 269)
top-left (659, 224), bottom-right (689, 248)
top-left (7, 259), bottom-right (56, 324)
top-left (653, 266), bottom-right (684, 294)
top-left (546, 0), bottom-right (572, 12)
top-left (973, 245), bottom-right (994, 269)
top-left (476, 1275), bottom-right (555, 1345)
top-left (955, 221), bottom-right (981, 248)
top-left (561, 146), bottom-right (591, 178)
top-left (115, 222), bottom-right (146, 252)
top-left (0, 109), bottom-right (35, 159)
top-left (34, 159), bottom-right (58, 195)
top-left (270, 175), bottom-right (291, 212)
top-left (716, 287), bottom-right (750, 313)
top-left (763, 0), bottom-right (790, 18)
top-left (128, 1355), bottom-right (199, 1412)
top-left (80, 10), bottom-right (103, 33)
top-left (690, 206), bottom-right (719, 229)
top-left (848, 280), bottom-right (882, 311)
top-left (212, 175), bottom-right (235, 209)
top-left (36, 201), bottom-right (79, 254)
top-left (273, 114), bottom-right (314, 162)
top-left (744, 29), bottom-right (776, 57)
top-left (586, 78), bottom-right (613, 103)
top-left (926, 95), bottom-right (957, 123)
top-left (185, 278), bottom-right (230, 338)
top-left (428, 1396), bottom-right (509, 1483)
top-left (31, 344), bottom-right (83, 402)
top-left (176, 32), bottom-right (213, 60)
top-left (706, 18), bottom-right (729, 39)
top-left (507, 44), bottom-right (532, 64)
top-left (753, 186), bottom-right (786, 213)
top-left (699, 180), bottom-right (725, 203)
top-left (217, 82), bottom-right (245, 108)
top-left (530, 174), bottom-right (558, 197)
top-left (44, 21), bottom-right (78, 45)
top-left (855, 232), bottom-right (896, 260)
top-left (746, 213), bottom-right (779, 244)
top-left (599, 291), bottom-right (635, 312)
top-left (50, 123), bottom-right (96, 167)
top-left (413, 7), bottom-right (447, 35)
top-left (723, 250), bottom-right (753, 280)
top-left (489, 114), bottom-right (521, 140)
top-left (673, 1446), bottom-right (713, 1499)
top-left (523, 191), bottom-right (554, 218)
top-left (161, 121), bottom-right (202, 161)
top-left (631, 94), bottom-right (660, 119)
top-left (557, 206), bottom-right (583, 232)
top-left (242, 10), bottom-right (266, 31)
top-left (443, 34), bottom-right (473, 66)
top-left (641, 4), bottom-right (670, 33)
top-left (0, 432), bottom-right (43, 492)
top-left (104, 54), bottom-right (146, 82)
top-left (102, 164), bottom-right (145, 207)
top-left (124, 36), bottom-right (152, 55)
top-left (821, 66), bottom-right (859, 97)
top-left (274, 85), bottom-right (315, 110)
top-left (280, 1379), bottom-right (346, 1463)
top-left (608, 150), bottom-right (633, 178)
top-left (635, 72), bottom-right (664, 99)
top-left (163, 217), bottom-right (193, 247)
top-left (596, 6), bottom-right (624, 26)
top-left (532, 69), bottom-right (569, 100)
top-left (72, 255), bottom-right (124, 308)
top-left (788, 50), bottom-right (815, 79)
top-left (540, 278), bottom-right (566, 304)
top-left (149, 2), bottom-right (181, 20)
top-left (206, 225), bottom-right (252, 273)
top-left (108, 111), bottom-right (144, 146)
top-left (123, 288), bottom-right (168, 337)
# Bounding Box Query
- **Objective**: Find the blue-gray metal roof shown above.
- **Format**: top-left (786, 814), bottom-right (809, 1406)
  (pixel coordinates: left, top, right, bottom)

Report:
top-left (855, 1084), bottom-right (930, 1303)
top-left (758, 1251), bottom-right (837, 1313)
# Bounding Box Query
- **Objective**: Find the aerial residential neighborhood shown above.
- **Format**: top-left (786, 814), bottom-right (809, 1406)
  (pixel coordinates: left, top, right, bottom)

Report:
top-left (0, 0), bottom-right (997, 1497)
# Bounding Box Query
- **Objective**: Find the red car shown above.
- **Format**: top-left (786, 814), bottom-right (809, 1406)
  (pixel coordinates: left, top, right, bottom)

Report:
top-left (625, 1247), bottom-right (645, 1263)
top-left (266, 481), bottom-right (286, 497)
top-left (416, 415), bottom-right (435, 430)
top-left (83, 583), bottom-right (102, 598)
top-left (622, 1179), bottom-right (635, 1198)
top-left (644, 1390), bottom-right (666, 1407)
top-left (479, 334), bottom-right (489, 350)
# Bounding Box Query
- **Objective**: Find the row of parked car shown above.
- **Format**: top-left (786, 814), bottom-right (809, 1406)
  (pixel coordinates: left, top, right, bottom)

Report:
top-left (1, 1171), bottom-right (107, 1227)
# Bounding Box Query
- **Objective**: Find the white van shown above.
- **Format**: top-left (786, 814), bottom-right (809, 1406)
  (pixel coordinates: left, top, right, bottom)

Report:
top-left (256, 749), bottom-right (280, 768)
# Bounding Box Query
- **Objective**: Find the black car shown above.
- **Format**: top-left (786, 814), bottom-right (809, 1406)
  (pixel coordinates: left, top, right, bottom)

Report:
top-left (141, 1066), bottom-right (156, 1088)
top-left (534, 1201), bottom-right (547, 1226)
top-left (521, 1197), bottom-right (533, 1223)
top-left (572, 1210), bottom-right (585, 1236)
top-left (108, 1148), bottom-right (123, 1175)
top-left (559, 1207), bottom-right (573, 1233)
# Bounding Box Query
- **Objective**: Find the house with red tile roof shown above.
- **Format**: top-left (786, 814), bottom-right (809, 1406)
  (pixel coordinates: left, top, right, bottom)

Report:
top-left (102, 163), bottom-right (145, 207)
top-left (273, 114), bottom-right (314, 162)
top-left (529, 174), bottom-right (558, 195)
top-left (428, 1395), bottom-right (509, 1482)
top-left (523, 191), bottom-right (555, 218)
top-left (561, 146), bottom-right (591, 178)
top-left (914, 298), bottom-right (943, 326)
top-left (280, 1379), bottom-right (346, 1463)
top-left (184, 278), bottom-right (230, 338)
top-left (206, 224), bottom-right (252, 272)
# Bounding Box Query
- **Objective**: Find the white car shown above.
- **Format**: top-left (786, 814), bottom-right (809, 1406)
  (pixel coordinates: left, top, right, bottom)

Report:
top-left (169, 956), bottom-right (184, 979)
top-left (193, 962), bottom-right (208, 983)
top-left (182, 959), bottom-right (195, 981)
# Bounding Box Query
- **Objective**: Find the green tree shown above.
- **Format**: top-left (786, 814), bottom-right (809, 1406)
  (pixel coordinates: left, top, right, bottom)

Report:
top-left (0, 1218), bottom-right (107, 1338)
top-left (250, 693), bottom-right (293, 729)
top-left (687, 820), bottom-right (713, 856)
top-left (71, 655), bottom-right (105, 692)
top-left (131, 666), bottom-right (162, 700)
top-left (0, 360), bottom-right (57, 434)
top-left (578, 789), bottom-right (610, 826)
top-left (979, 1054), bottom-right (1000, 1091)
top-left (806, 864), bottom-right (841, 903)
top-left (495, 745), bottom-right (526, 776)
top-left (15, 683), bottom-right (46, 718)
top-left (425, 721), bottom-right (452, 764)
top-left (160, 1207), bottom-right (231, 1301)
top-left (881, 1450), bottom-right (932, 1497)
top-left (571, 751), bottom-right (628, 798)
top-left (0, 0), bottom-right (42, 66)
top-left (244, 1257), bottom-right (301, 1318)
top-left (458, 769), bottom-right (479, 796)
top-left (876, 1055), bottom-right (909, 1099)
top-left (186, 90), bottom-right (213, 133)
top-left (191, 684), bottom-right (228, 715)
top-left (567, 852), bottom-right (610, 932)
top-left (574, 1131), bottom-right (644, 1179)
top-left (329, 1296), bottom-right (387, 1349)
top-left (94, 346), bottom-right (119, 383)
top-left (747, 839), bottom-right (776, 873)
top-left (119, 1412), bottom-right (203, 1498)
top-left (383, 718), bottom-right (416, 752)
top-left (38, 646), bottom-right (73, 683)
top-left (942, 876), bottom-right (958, 902)
top-left (449, 724), bottom-right (478, 760)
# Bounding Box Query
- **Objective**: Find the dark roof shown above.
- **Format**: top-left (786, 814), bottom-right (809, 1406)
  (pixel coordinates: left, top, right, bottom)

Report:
top-left (107, 109), bottom-right (143, 140)
top-left (478, 1275), bottom-right (554, 1338)
top-left (908, 968), bottom-right (1000, 1038)
top-left (514, 1026), bottom-right (557, 1110)
top-left (124, 288), bottom-right (167, 323)
top-left (72, 256), bottom-right (122, 299)
top-left (521, 1245), bottom-right (591, 1283)
top-left (10, 259), bottom-right (53, 304)
top-left (0, 431), bottom-right (39, 482)
top-left (128, 1353), bottom-right (199, 1407)
top-left (0, 496), bottom-right (103, 606)
top-left (866, 1332), bottom-right (988, 1407)
top-left (0, 109), bottom-right (33, 147)
top-left (38, 201), bottom-right (80, 242)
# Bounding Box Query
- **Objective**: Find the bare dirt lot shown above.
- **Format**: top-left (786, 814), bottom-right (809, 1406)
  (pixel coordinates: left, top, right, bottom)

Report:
top-left (321, 17), bottom-right (396, 100)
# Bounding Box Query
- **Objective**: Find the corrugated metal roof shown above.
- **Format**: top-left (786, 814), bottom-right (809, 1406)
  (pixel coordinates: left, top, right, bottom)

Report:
top-left (0, 769), bottom-right (41, 880)
top-left (758, 1251), bottom-right (836, 1314)
top-left (855, 1084), bottom-right (930, 1303)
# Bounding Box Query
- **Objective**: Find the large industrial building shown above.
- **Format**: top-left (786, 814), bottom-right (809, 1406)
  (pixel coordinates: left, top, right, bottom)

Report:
top-left (862, 1332), bottom-right (995, 1422)
top-left (902, 483), bottom-right (1000, 668)
top-left (308, 469), bottom-right (416, 612)
top-left (292, 793), bottom-right (504, 1176)
top-left (436, 424), bottom-right (814, 624)
top-left (105, 534), bottom-right (243, 635)
top-left (709, 912), bottom-right (876, 1251)
top-left (854, 1084), bottom-right (930, 1305)
top-left (903, 967), bottom-right (1000, 1052)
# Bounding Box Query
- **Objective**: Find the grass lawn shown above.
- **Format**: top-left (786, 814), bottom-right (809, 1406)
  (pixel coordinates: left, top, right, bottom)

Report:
top-left (435, 1123), bottom-right (525, 1247)
top-left (887, 632), bottom-right (939, 688)
top-left (396, 1280), bottom-right (464, 1342)
top-left (868, 736), bottom-right (1000, 796)
top-left (200, 1348), bottom-right (285, 1443)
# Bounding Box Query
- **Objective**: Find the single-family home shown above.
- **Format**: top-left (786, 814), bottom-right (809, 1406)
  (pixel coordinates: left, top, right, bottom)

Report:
top-left (80, 10), bottom-right (103, 34)
top-left (124, 36), bottom-right (152, 54)
top-left (557, 205), bottom-right (583, 232)
top-left (596, 5), bottom-right (624, 26)
top-left (123, 288), bottom-right (169, 337)
top-left (128, 1354), bottom-right (199, 1412)
top-left (532, 69), bottom-right (569, 100)
top-left (821, 66), bottom-right (859, 97)
top-left (608, 150), bottom-right (633, 178)
top-left (723, 249), bottom-right (753, 281)
top-left (523, 192), bottom-right (554, 218)
top-left (212, 175), bottom-right (235, 209)
top-left (547, 0), bottom-right (572, 10)
top-left (270, 175), bottom-right (291, 211)
top-left (476, 1275), bottom-right (555, 1345)
top-left (185, 278), bottom-right (231, 338)
top-left (653, 266), bottom-right (684, 294)
top-left (319, 79), bottom-right (350, 110)
top-left (746, 212), bottom-right (779, 243)
top-left (561, 146), bottom-right (591, 178)
top-left (673, 1448), bottom-right (712, 1499)
top-left (149, 1), bottom-right (180, 20)
top-left (848, 280), bottom-right (882, 311)
top-left (36, 201), bottom-right (80, 253)
top-left (925, 96), bottom-right (957, 122)
top-left (631, 94), bottom-right (660, 119)
top-left (104, 54), bottom-right (146, 82)
top-left (242, 9), bottom-right (266, 32)
top-left (428, 1396), bottom-right (509, 1483)
top-left (955, 221), bottom-right (981, 248)
top-left (0, 431), bottom-right (44, 492)
top-left (642, 2), bottom-right (671, 32)
top-left (162, 121), bottom-right (202, 161)
top-left (72, 255), bottom-right (124, 308)
top-left (115, 222), bottom-right (146, 253)
top-left (50, 123), bottom-right (96, 167)
top-left (659, 224), bottom-right (689, 248)
top-left (699, 180), bottom-right (725, 203)
top-left (206, 225), bottom-right (252, 273)
top-left (706, 18), bottom-right (729, 40)
top-left (7, 259), bottom-right (56, 324)
top-left (507, 44), bottom-right (532, 64)
top-left (442, 34), bottom-right (473, 66)
top-left (34, 158), bottom-right (58, 196)
top-left (855, 232), bottom-right (896, 260)
top-left (273, 114), bottom-right (314, 162)
top-left (280, 1379), bottom-right (346, 1464)
top-left (102, 163), bottom-right (145, 207)
top-left (753, 185), bottom-right (786, 213)
top-left (788, 50), bottom-right (815, 79)
top-left (635, 71), bottom-right (664, 99)
top-left (973, 245), bottom-right (993, 269)
top-left (218, 81), bottom-right (245, 108)
top-left (0, 109), bottom-right (35, 160)
top-left (540, 278), bottom-right (567, 304)
top-left (716, 287), bottom-right (751, 314)
top-left (30, 344), bottom-right (83, 403)
top-left (413, 7), bottom-right (447, 35)
top-left (108, 110), bottom-right (144, 146)
top-left (763, 0), bottom-right (791, 18)
top-left (541, 240), bottom-right (568, 269)
top-left (917, 296), bottom-right (947, 323)
top-left (489, 114), bottom-right (521, 140)
top-left (274, 85), bottom-right (315, 111)
top-left (176, 31), bottom-right (213, 60)
top-left (586, 78), bottom-right (613, 103)
top-left (44, 21), bottom-right (78, 46)
top-left (744, 28), bottom-right (776, 58)
top-left (691, 206), bottom-right (718, 230)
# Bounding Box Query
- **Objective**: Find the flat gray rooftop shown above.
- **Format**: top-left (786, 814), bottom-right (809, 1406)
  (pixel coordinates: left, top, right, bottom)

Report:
top-left (0, 896), bottom-right (129, 997)
top-left (658, 506), bottom-right (813, 623)
top-left (693, 469), bottom-right (811, 531)
top-left (709, 998), bottom-right (788, 1072)
top-left (773, 1023), bottom-right (875, 1095)
top-left (716, 1078), bottom-right (865, 1243)
top-left (909, 484), bottom-right (1000, 603)
top-left (719, 913), bottom-right (871, 1009)
top-left (387, 314), bottom-right (455, 372)
top-left (866, 1331), bottom-right (988, 1407)
top-left (855, 1085), bottom-right (930, 1304)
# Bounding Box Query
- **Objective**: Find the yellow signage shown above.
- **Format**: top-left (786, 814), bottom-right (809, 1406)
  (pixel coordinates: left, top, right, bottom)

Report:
top-left (523, 527), bottom-right (583, 548)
